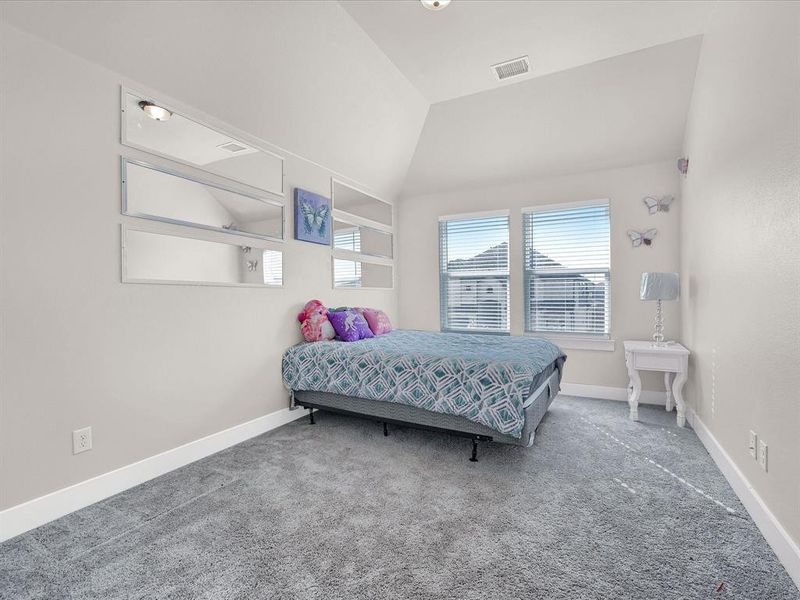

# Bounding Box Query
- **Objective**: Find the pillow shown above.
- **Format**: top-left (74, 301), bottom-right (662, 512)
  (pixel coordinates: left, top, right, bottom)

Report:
top-left (328, 310), bottom-right (374, 342)
top-left (362, 308), bottom-right (392, 335)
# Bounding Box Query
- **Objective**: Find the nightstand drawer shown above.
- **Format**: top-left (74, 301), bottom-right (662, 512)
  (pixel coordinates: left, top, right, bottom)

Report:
top-left (633, 353), bottom-right (682, 372)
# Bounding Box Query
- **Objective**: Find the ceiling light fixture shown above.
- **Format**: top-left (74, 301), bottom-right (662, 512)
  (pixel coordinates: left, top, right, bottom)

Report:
top-left (138, 100), bottom-right (172, 122)
top-left (420, 0), bottom-right (450, 11)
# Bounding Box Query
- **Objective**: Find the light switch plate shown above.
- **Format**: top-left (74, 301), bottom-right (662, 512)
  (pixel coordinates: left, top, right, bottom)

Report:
top-left (748, 430), bottom-right (757, 459)
top-left (758, 440), bottom-right (768, 472)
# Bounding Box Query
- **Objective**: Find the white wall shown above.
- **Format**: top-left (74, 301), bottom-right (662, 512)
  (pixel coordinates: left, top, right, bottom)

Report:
top-left (0, 5), bottom-right (421, 511)
top-left (398, 160), bottom-right (681, 391)
top-left (680, 1), bottom-right (800, 546)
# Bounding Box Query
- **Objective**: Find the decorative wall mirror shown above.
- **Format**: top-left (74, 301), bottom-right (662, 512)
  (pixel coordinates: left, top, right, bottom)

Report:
top-left (333, 218), bottom-right (393, 259)
top-left (333, 257), bottom-right (393, 289)
top-left (122, 159), bottom-right (284, 241)
top-left (331, 179), bottom-right (393, 227)
top-left (122, 89), bottom-right (284, 195)
top-left (122, 227), bottom-right (282, 287)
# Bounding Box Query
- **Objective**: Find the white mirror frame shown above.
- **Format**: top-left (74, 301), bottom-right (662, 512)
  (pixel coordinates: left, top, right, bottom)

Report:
top-left (329, 178), bottom-right (395, 289)
top-left (330, 178), bottom-right (393, 227)
top-left (331, 209), bottom-right (394, 259)
top-left (121, 86), bottom-right (285, 196)
top-left (122, 157), bottom-right (285, 242)
top-left (121, 225), bottom-right (283, 288)
top-left (330, 252), bottom-right (395, 290)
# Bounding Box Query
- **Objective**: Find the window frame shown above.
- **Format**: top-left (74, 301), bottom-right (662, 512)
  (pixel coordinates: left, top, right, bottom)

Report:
top-left (438, 210), bottom-right (511, 335)
top-left (522, 199), bottom-right (611, 339)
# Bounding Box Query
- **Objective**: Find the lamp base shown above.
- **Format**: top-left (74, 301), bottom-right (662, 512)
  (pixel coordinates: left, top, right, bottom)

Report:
top-left (652, 299), bottom-right (665, 344)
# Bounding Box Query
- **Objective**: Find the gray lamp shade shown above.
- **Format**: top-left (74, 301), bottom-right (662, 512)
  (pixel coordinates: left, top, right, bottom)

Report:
top-left (640, 272), bottom-right (680, 301)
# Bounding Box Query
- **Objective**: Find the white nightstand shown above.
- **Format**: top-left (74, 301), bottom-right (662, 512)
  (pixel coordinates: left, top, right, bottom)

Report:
top-left (624, 340), bottom-right (690, 427)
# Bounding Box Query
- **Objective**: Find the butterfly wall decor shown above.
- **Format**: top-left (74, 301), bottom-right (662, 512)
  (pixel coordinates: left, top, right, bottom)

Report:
top-left (628, 228), bottom-right (657, 247)
top-left (246, 260), bottom-right (259, 272)
top-left (643, 195), bottom-right (674, 214)
top-left (294, 188), bottom-right (331, 245)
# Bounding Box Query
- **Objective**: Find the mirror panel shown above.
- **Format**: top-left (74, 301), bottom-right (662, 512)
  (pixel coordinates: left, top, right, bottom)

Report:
top-left (123, 91), bottom-right (283, 194)
top-left (333, 219), bottom-right (393, 259)
top-left (333, 258), bottom-right (393, 289)
top-left (123, 229), bottom-right (282, 286)
top-left (332, 180), bottom-right (392, 226)
top-left (123, 160), bottom-right (283, 241)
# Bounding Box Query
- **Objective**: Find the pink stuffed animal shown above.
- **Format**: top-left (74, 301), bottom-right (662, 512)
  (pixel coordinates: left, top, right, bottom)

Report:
top-left (297, 299), bottom-right (336, 342)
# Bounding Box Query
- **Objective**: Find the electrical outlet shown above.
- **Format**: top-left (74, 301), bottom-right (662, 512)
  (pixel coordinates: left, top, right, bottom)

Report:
top-left (748, 430), bottom-right (757, 459)
top-left (73, 427), bottom-right (92, 455)
top-left (758, 440), bottom-right (768, 472)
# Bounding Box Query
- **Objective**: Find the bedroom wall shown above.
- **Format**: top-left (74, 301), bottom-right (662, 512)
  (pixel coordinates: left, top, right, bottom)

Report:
top-left (397, 160), bottom-right (682, 392)
top-left (680, 1), bottom-right (800, 547)
top-left (0, 3), bottom-right (426, 512)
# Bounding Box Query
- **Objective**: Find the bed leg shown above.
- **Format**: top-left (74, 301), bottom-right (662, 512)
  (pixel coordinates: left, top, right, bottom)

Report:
top-left (383, 422), bottom-right (389, 437)
top-left (308, 408), bottom-right (315, 425)
top-left (469, 439), bottom-right (479, 462)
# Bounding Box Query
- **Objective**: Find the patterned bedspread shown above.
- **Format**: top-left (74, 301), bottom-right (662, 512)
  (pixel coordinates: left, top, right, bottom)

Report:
top-left (282, 330), bottom-right (566, 438)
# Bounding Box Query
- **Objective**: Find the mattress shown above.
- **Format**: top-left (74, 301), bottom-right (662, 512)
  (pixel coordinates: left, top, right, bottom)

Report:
top-left (283, 329), bottom-right (566, 438)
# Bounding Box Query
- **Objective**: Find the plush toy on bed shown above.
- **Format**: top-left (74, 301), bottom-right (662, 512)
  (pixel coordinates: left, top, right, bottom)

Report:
top-left (297, 299), bottom-right (336, 342)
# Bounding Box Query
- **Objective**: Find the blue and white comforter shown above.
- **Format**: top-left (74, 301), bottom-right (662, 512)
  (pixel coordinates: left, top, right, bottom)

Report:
top-left (282, 330), bottom-right (566, 438)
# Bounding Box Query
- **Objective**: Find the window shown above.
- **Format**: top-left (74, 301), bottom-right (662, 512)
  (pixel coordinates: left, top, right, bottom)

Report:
top-left (523, 202), bottom-right (610, 336)
top-left (333, 258), bottom-right (362, 287)
top-left (262, 249), bottom-right (283, 286)
top-left (333, 227), bottom-right (361, 253)
top-left (439, 213), bottom-right (510, 333)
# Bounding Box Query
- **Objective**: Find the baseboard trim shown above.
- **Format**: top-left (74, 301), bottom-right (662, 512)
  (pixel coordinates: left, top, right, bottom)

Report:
top-left (686, 410), bottom-right (800, 589)
top-left (0, 406), bottom-right (305, 543)
top-left (559, 383), bottom-right (665, 405)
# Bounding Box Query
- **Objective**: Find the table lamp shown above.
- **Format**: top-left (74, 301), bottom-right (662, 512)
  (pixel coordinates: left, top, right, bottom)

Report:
top-left (640, 272), bottom-right (679, 345)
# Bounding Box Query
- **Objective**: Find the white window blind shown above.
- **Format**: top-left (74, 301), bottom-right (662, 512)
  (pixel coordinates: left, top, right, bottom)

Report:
top-left (262, 249), bottom-right (283, 286)
top-left (334, 227), bottom-right (361, 253)
top-left (439, 214), bottom-right (509, 333)
top-left (523, 203), bottom-right (610, 335)
top-left (333, 258), bottom-right (362, 287)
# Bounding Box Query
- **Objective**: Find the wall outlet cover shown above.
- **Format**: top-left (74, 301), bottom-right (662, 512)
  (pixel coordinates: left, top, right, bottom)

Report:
top-left (73, 427), bottom-right (92, 455)
top-left (758, 440), bottom-right (768, 472)
top-left (748, 430), bottom-right (757, 459)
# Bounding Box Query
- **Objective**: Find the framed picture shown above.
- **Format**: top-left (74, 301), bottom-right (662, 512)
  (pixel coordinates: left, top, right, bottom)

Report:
top-left (294, 188), bottom-right (331, 245)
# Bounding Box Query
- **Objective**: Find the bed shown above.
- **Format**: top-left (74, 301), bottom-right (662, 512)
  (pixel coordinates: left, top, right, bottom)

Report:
top-left (282, 329), bottom-right (566, 460)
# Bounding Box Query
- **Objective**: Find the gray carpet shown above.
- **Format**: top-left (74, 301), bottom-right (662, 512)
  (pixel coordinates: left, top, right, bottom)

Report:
top-left (1, 396), bottom-right (798, 600)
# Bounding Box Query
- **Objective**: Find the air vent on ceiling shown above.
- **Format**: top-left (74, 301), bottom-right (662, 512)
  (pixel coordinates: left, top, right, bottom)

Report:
top-left (217, 141), bottom-right (250, 153)
top-left (491, 56), bottom-right (530, 81)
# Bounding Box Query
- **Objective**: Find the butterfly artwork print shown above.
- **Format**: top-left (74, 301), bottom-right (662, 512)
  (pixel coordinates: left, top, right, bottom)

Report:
top-left (628, 228), bottom-right (658, 247)
top-left (643, 195), bottom-right (674, 215)
top-left (294, 188), bottom-right (331, 245)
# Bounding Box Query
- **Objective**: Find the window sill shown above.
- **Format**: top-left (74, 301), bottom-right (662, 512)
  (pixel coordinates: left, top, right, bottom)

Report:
top-left (442, 328), bottom-right (511, 336)
top-left (524, 333), bottom-right (616, 352)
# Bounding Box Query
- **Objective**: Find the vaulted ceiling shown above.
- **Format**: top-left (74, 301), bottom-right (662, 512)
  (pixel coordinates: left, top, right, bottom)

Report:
top-left (1, 1), bottom-right (710, 200)
top-left (339, 0), bottom-right (714, 104)
top-left (402, 36), bottom-right (703, 196)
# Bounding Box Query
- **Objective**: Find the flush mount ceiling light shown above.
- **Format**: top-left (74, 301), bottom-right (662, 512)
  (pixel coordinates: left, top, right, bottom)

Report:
top-left (138, 100), bottom-right (172, 122)
top-left (420, 0), bottom-right (450, 10)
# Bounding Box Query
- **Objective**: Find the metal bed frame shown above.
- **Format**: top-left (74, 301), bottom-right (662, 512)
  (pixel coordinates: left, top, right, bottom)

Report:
top-left (290, 368), bottom-right (561, 462)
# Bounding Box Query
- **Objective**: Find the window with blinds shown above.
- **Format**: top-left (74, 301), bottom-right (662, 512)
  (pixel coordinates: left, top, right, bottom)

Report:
top-left (262, 249), bottom-right (283, 286)
top-left (523, 202), bottom-right (610, 336)
top-left (333, 258), bottom-right (362, 287)
top-left (334, 227), bottom-right (361, 253)
top-left (439, 214), bottom-right (510, 333)
top-left (332, 228), bottom-right (363, 286)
